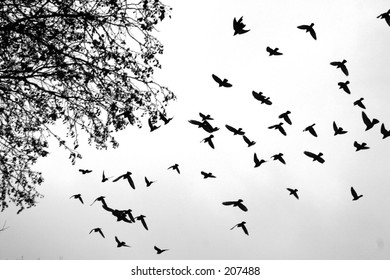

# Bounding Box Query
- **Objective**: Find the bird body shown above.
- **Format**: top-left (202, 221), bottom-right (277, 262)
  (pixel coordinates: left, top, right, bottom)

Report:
top-left (377, 9), bottom-right (390, 27)
top-left (297, 23), bottom-right (316, 40)
top-left (222, 199), bottom-right (248, 212)
top-left (233, 16), bottom-right (250, 35)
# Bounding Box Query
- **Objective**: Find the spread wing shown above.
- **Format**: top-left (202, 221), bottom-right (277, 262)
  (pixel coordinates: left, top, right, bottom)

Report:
top-left (140, 218), bottom-right (148, 230)
top-left (237, 202), bottom-right (248, 212)
top-left (241, 224), bottom-right (249, 235)
top-left (279, 125), bottom-right (287, 136)
top-left (97, 229), bottom-right (105, 238)
top-left (304, 151), bottom-right (316, 159)
top-left (208, 138), bottom-right (215, 149)
top-left (212, 74), bottom-right (222, 84)
top-left (113, 174), bottom-right (125, 182)
top-left (309, 28), bottom-right (317, 40)
top-left (309, 128), bottom-right (317, 137)
top-left (361, 111), bottom-right (370, 127)
top-left (266, 46), bottom-right (273, 53)
top-left (225, 124), bottom-right (237, 134)
top-left (253, 153), bottom-right (260, 166)
top-left (223, 80), bottom-right (233, 87)
top-left (351, 187), bottom-right (358, 199)
top-left (127, 175), bottom-right (135, 189)
top-left (330, 61), bottom-right (339, 67)
top-left (340, 64), bottom-right (349, 76)
top-left (381, 123), bottom-right (388, 136)
top-left (333, 121), bottom-right (338, 132)
top-left (297, 25), bottom-right (308, 30)
top-left (222, 201), bottom-right (235, 206)
top-left (115, 236), bottom-right (120, 244)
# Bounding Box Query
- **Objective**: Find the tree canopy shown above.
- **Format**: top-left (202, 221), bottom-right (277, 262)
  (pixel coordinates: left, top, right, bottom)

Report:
top-left (0, 0), bottom-right (175, 213)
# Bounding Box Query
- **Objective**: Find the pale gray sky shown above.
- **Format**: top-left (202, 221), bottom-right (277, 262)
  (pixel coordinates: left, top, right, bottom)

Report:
top-left (1, 0), bottom-right (390, 259)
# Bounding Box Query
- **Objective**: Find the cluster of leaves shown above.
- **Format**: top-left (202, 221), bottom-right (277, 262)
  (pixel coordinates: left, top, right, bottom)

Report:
top-left (0, 0), bottom-right (175, 213)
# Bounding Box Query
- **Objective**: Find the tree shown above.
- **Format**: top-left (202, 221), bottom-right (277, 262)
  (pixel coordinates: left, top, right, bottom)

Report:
top-left (0, 220), bottom-right (9, 232)
top-left (0, 0), bottom-right (175, 213)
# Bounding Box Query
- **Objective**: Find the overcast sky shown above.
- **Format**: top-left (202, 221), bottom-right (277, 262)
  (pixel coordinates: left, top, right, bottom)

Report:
top-left (1, 0), bottom-right (390, 260)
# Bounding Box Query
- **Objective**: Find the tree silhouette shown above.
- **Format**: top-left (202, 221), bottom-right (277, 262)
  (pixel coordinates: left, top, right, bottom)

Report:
top-left (0, 0), bottom-right (175, 213)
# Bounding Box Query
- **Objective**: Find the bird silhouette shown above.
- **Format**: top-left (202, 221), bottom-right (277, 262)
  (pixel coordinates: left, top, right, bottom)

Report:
top-left (168, 163), bottom-right (180, 174)
top-left (201, 171), bottom-right (216, 179)
top-left (303, 124), bottom-right (317, 137)
top-left (380, 123), bottom-right (390, 139)
top-left (268, 123), bottom-right (286, 136)
top-left (304, 151), bottom-right (325, 163)
top-left (90, 196), bottom-right (106, 206)
top-left (230, 221), bottom-right (249, 235)
top-left (338, 81), bottom-right (351, 94)
top-left (136, 215), bottom-right (148, 230)
top-left (377, 9), bottom-right (390, 27)
top-left (79, 169), bottom-right (92, 174)
top-left (242, 135), bottom-right (256, 147)
top-left (70, 194), bottom-right (83, 204)
top-left (201, 134), bottom-right (215, 149)
top-left (266, 46), bottom-right (283, 56)
top-left (154, 246), bottom-right (169, 254)
top-left (113, 171), bottom-right (135, 189)
top-left (148, 117), bottom-right (160, 132)
top-left (89, 228), bottom-right (105, 238)
top-left (333, 121), bottom-right (348, 136)
top-left (271, 153), bottom-right (286, 164)
top-left (189, 119), bottom-right (219, 134)
top-left (222, 199), bottom-right (248, 212)
top-left (101, 171), bottom-right (112, 183)
top-left (212, 74), bottom-right (232, 87)
top-left (233, 16), bottom-right (250, 35)
top-left (330, 60), bottom-right (349, 76)
top-left (362, 111), bottom-right (379, 131)
top-left (124, 209), bottom-right (135, 223)
top-left (225, 124), bottom-right (245, 135)
top-left (254, 153), bottom-right (267, 168)
top-left (115, 236), bottom-right (130, 247)
top-left (145, 177), bottom-right (156, 187)
top-left (354, 141), bottom-right (370, 151)
top-left (252, 91), bottom-right (272, 105)
top-left (199, 112), bottom-right (213, 121)
top-left (279, 111), bottom-right (292, 125)
top-left (287, 188), bottom-right (299, 200)
top-left (353, 98), bottom-right (366, 109)
top-left (297, 23), bottom-right (316, 40)
top-left (159, 112), bottom-right (173, 125)
top-left (351, 187), bottom-right (363, 201)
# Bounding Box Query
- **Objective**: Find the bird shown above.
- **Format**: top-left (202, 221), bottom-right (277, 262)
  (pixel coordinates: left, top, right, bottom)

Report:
top-left (233, 16), bottom-right (250, 35)
top-left (145, 177), bottom-right (156, 187)
top-left (199, 112), bottom-right (213, 121)
top-left (78, 169), bottom-right (92, 174)
top-left (148, 117), bottom-right (160, 132)
top-left (333, 121), bottom-right (348, 136)
top-left (70, 194), bottom-right (83, 204)
top-left (159, 112), bottom-right (173, 125)
top-left (304, 151), bottom-right (325, 163)
top-left (115, 236), bottom-right (130, 248)
top-left (279, 111), bottom-right (292, 125)
top-left (286, 188), bottom-right (299, 200)
top-left (271, 153), bottom-right (286, 164)
top-left (353, 98), bottom-right (366, 109)
top-left (212, 74), bottom-right (232, 87)
top-left (266, 46), bottom-right (283, 56)
top-left (351, 187), bottom-right (363, 201)
top-left (377, 9), bottom-right (390, 27)
top-left (89, 228), bottom-right (105, 238)
top-left (242, 135), bottom-right (256, 147)
top-left (338, 81), bottom-right (351, 94)
top-left (297, 23), bottom-right (316, 40)
top-left (230, 221), bottom-right (249, 235)
top-left (222, 199), bottom-right (248, 212)
top-left (252, 91), bottom-right (272, 105)
top-left (330, 60), bottom-right (349, 76)
top-left (168, 163), bottom-right (180, 174)
top-left (362, 111), bottom-right (379, 131)
top-left (188, 119), bottom-right (219, 134)
top-left (154, 246), bottom-right (169, 254)
top-left (201, 171), bottom-right (216, 179)
top-left (354, 141), bottom-right (370, 151)
top-left (90, 196), bottom-right (106, 206)
top-left (303, 124), bottom-right (317, 137)
top-left (136, 215), bottom-right (148, 230)
top-left (201, 134), bottom-right (215, 149)
top-left (113, 171), bottom-right (135, 189)
top-left (380, 123), bottom-right (390, 139)
top-left (225, 124), bottom-right (245, 135)
top-left (101, 171), bottom-right (112, 182)
top-left (254, 153), bottom-right (266, 168)
top-left (268, 123), bottom-right (286, 136)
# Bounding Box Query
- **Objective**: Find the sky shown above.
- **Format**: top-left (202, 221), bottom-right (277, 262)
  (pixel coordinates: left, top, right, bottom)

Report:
top-left (1, 0), bottom-right (390, 260)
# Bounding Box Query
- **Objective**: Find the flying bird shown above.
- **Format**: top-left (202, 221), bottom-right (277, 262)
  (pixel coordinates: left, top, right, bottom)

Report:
top-left (351, 187), bottom-right (363, 201)
top-left (201, 171), bottom-right (216, 179)
top-left (168, 163), bottom-right (180, 174)
top-left (297, 23), bottom-right (316, 40)
top-left (362, 111), bottom-right (379, 131)
top-left (353, 98), bottom-right (366, 109)
top-left (90, 196), bottom-right (106, 206)
top-left (145, 177), bottom-right (156, 187)
top-left (252, 91), bottom-right (272, 105)
top-left (212, 74), bottom-right (232, 87)
top-left (148, 117), bottom-right (160, 132)
top-left (154, 246), bottom-right (169, 254)
top-left (201, 134), bottom-right (215, 149)
top-left (330, 60), bottom-right (349, 76)
top-left (338, 81), bottom-right (350, 94)
top-left (101, 171), bottom-right (112, 183)
top-left (230, 221), bottom-right (249, 235)
top-left (271, 153), bottom-right (286, 164)
top-left (303, 124), bottom-right (317, 137)
top-left (380, 123), bottom-right (390, 139)
top-left (113, 171), bottom-right (136, 189)
top-left (287, 188), bottom-right (299, 200)
top-left (222, 199), bottom-right (248, 212)
top-left (268, 123), bottom-right (286, 136)
top-left (136, 215), bottom-right (148, 230)
top-left (233, 16), bottom-right (250, 35)
top-left (266, 46), bottom-right (283, 56)
top-left (304, 151), bottom-right (325, 163)
top-left (254, 153), bottom-right (266, 168)
top-left (115, 236), bottom-right (130, 248)
top-left (377, 9), bottom-right (390, 27)
top-left (89, 228), bottom-right (105, 238)
top-left (225, 124), bottom-right (245, 135)
top-left (354, 141), bottom-right (370, 151)
top-left (188, 119), bottom-right (219, 134)
top-left (243, 135), bottom-right (256, 147)
top-left (279, 111), bottom-right (292, 125)
top-left (78, 169), bottom-right (92, 174)
top-left (159, 112), bottom-right (173, 125)
top-left (199, 113), bottom-right (213, 121)
top-left (70, 194), bottom-right (83, 204)
top-left (333, 121), bottom-right (348, 136)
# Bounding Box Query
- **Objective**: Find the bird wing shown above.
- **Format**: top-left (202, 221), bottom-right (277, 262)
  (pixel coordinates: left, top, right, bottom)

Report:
top-left (266, 46), bottom-right (273, 53)
top-left (344, 84), bottom-right (351, 94)
top-left (127, 175), bottom-right (135, 189)
top-left (233, 17), bottom-right (238, 29)
top-left (253, 153), bottom-right (260, 165)
top-left (140, 218), bottom-right (148, 230)
top-left (212, 74), bottom-right (222, 84)
top-left (208, 138), bottom-right (215, 149)
top-left (381, 123), bottom-right (388, 136)
top-left (333, 121), bottom-right (338, 132)
top-left (279, 156), bottom-right (286, 164)
top-left (252, 91), bottom-right (261, 101)
top-left (362, 111), bottom-right (370, 127)
top-left (115, 236), bottom-right (120, 244)
top-left (230, 224), bottom-right (238, 230)
top-left (293, 192), bottom-right (299, 200)
top-left (154, 246), bottom-right (160, 253)
top-left (264, 98), bottom-right (272, 105)
top-left (113, 174), bottom-right (125, 182)
top-left (309, 28), bottom-right (317, 40)
top-left (341, 65), bottom-right (349, 76)
top-left (222, 201), bottom-right (235, 206)
top-left (297, 25), bottom-right (308, 30)
top-left (284, 115), bottom-right (292, 125)
top-left (223, 81), bottom-right (233, 87)
top-left (98, 229), bottom-right (105, 238)
top-left (386, 16), bottom-right (390, 26)
top-left (309, 128), bottom-right (317, 137)
top-left (199, 112), bottom-right (206, 120)
top-left (237, 202), bottom-right (248, 212)
top-left (188, 120), bottom-right (203, 127)
top-left (225, 124), bottom-right (237, 134)
top-left (145, 177), bottom-right (150, 185)
top-left (243, 135), bottom-right (250, 145)
top-left (241, 224), bottom-right (249, 235)
top-left (89, 229), bottom-right (94, 234)
top-left (304, 151), bottom-right (315, 159)
top-left (176, 166), bottom-right (180, 174)
top-left (287, 188), bottom-right (294, 192)
top-left (279, 125), bottom-right (287, 136)
top-left (79, 196), bottom-right (84, 204)
top-left (351, 187), bottom-right (358, 199)
top-left (330, 61), bottom-right (339, 66)
top-left (268, 124), bottom-right (276, 129)
top-left (201, 171), bottom-right (207, 177)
